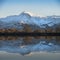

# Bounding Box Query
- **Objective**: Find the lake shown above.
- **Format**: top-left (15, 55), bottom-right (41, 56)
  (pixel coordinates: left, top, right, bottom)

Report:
top-left (0, 36), bottom-right (60, 60)
top-left (0, 51), bottom-right (60, 60)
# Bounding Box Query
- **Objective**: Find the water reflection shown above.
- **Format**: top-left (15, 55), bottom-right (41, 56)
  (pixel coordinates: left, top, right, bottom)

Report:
top-left (0, 36), bottom-right (60, 55)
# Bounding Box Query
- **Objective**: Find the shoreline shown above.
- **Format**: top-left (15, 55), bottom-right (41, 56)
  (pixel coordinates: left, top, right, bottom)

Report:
top-left (0, 32), bottom-right (60, 36)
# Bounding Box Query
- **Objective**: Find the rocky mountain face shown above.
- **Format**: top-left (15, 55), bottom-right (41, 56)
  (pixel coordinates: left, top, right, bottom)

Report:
top-left (0, 12), bottom-right (60, 32)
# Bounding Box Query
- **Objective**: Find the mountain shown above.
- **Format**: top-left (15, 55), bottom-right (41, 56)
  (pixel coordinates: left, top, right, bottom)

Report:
top-left (0, 11), bottom-right (60, 30)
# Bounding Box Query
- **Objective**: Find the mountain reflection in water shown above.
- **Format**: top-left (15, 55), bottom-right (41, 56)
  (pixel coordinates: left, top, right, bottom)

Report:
top-left (0, 36), bottom-right (60, 55)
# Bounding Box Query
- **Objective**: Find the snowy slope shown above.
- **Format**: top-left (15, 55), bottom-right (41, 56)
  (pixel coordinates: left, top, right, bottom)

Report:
top-left (0, 12), bottom-right (60, 29)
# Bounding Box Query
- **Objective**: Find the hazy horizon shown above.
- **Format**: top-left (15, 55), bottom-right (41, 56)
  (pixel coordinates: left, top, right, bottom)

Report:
top-left (0, 0), bottom-right (60, 18)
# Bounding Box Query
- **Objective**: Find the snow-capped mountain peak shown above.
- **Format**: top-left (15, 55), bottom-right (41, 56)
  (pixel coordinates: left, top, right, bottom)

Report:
top-left (0, 11), bottom-right (60, 29)
top-left (19, 11), bottom-right (33, 19)
top-left (20, 11), bottom-right (33, 16)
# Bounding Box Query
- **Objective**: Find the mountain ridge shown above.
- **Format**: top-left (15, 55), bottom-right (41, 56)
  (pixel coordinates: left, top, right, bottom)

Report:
top-left (0, 12), bottom-right (60, 30)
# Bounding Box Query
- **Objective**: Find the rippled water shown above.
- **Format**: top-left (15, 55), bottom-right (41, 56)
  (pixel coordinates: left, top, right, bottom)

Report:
top-left (0, 36), bottom-right (60, 55)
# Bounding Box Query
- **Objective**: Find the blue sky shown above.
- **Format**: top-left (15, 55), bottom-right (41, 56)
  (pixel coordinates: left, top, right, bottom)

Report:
top-left (0, 0), bottom-right (60, 18)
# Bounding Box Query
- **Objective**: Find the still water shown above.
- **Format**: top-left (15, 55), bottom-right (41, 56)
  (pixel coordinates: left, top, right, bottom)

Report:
top-left (0, 36), bottom-right (60, 60)
top-left (0, 51), bottom-right (60, 60)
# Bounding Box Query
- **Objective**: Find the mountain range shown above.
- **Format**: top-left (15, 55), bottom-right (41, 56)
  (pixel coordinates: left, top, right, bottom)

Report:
top-left (0, 11), bottom-right (60, 30)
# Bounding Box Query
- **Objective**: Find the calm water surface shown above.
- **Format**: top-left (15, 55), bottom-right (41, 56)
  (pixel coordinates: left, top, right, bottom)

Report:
top-left (0, 36), bottom-right (60, 60)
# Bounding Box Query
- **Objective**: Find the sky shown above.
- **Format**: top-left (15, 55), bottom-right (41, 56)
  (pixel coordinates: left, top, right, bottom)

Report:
top-left (0, 0), bottom-right (60, 18)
